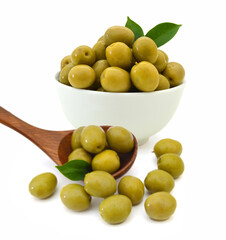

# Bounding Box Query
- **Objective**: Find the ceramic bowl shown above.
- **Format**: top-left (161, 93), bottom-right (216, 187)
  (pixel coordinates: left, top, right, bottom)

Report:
top-left (55, 72), bottom-right (185, 145)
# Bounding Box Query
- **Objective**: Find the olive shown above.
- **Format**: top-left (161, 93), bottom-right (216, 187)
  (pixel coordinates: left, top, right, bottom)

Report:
top-left (106, 42), bottom-right (133, 69)
top-left (92, 60), bottom-right (110, 89)
top-left (91, 149), bottom-right (120, 174)
top-left (157, 153), bottom-right (184, 179)
top-left (154, 138), bottom-right (182, 158)
top-left (133, 36), bottom-right (158, 64)
top-left (130, 61), bottom-right (159, 92)
top-left (154, 49), bottom-right (168, 73)
top-left (84, 170), bottom-right (117, 198)
top-left (144, 192), bottom-right (177, 221)
top-left (80, 125), bottom-right (106, 154)
top-left (155, 74), bottom-right (170, 91)
top-left (68, 65), bottom-right (96, 89)
top-left (71, 126), bottom-right (85, 150)
top-left (162, 62), bottom-right (185, 87)
top-left (60, 184), bottom-right (91, 211)
top-left (29, 172), bottom-right (57, 199)
top-left (68, 147), bottom-right (92, 164)
top-left (118, 175), bottom-right (144, 205)
top-left (104, 26), bottom-right (135, 47)
top-left (100, 67), bottom-right (131, 92)
top-left (99, 194), bottom-right (132, 224)
top-left (71, 45), bottom-right (96, 66)
top-left (61, 55), bottom-right (72, 70)
top-left (106, 126), bottom-right (134, 153)
top-left (59, 63), bottom-right (74, 86)
top-left (92, 40), bottom-right (106, 60)
top-left (144, 169), bottom-right (175, 193)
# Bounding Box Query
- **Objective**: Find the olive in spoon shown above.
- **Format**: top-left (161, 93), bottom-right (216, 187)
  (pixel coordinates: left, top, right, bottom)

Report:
top-left (0, 106), bottom-right (138, 179)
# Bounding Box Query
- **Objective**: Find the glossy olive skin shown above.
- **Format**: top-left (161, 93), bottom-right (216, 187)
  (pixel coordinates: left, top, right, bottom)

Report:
top-left (29, 172), bottom-right (57, 199)
top-left (60, 184), bottom-right (91, 211)
top-left (61, 55), bottom-right (72, 70)
top-left (92, 60), bottom-right (110, 89)
top-left (104, 26), bottom-right (135, 47)
top-left (130, 61), bottom-right (159, 92)
top-left (154, 50), bottom-right (168, 73)
top-left (155, 74), bottom-right (170, 91)
top-left (80, 125), bottom-right (106, 154)
top-left (59, 63), bottom-right (74, 86)
top-left (163, 62), bottom-right (185, 87)
top-left (71, 45), bottom-right (96, 66)
top-left (68, 147), bottom-right (92, 164)
top-left (84, 170), bottom-right (117, 198)
top-left (68, 65), bottom-right (96, 89)
top-left (71, 126), bottom-right (84, 150)
top-left (133, 36), bottom-right (158, 64)
top-left (92, 40), bottom-right (106, 60)
top-left (100, 67), bottom-right (131, 92)
top-left (159, 49), bottom-right (169, 63)
top-left (154, 138), bottom-right (182, 158)
top-left (145, 192), bottom-right (177, 221)
top-left (92, 149), bottom-right (120, 174)
top-left (157, 153), bottom-right (184, 179)
top-left (99, 194), bottom-right (132, 224)
top-left (106, 126), bottom-right (134, 153)
top-left (118, 176), bottom-right (144, 205)
top-left (144, 169), bottom-right (175, 193)
top-left (106, 42), bottom-right (132, 69)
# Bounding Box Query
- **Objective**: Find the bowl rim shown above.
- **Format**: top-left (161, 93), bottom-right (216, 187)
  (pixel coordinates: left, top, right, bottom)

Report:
top-left (55, 71), bottom-right (185, 96)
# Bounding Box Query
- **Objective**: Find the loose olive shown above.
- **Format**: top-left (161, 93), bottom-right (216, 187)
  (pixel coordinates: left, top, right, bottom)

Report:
top-left (99, 194), bottom-right (132, 224)
top-left (118, 175), bottom-right (144, 205)
top-left (60, 184), bottom-right (91, 211)
top-left (29, 172), bottom-right (57, 199)
top-left (84, 170), bottom-right (117, 198)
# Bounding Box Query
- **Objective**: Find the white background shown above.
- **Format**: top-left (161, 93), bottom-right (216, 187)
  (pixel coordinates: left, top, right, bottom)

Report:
top-left (0, 0), bottom-right (226, 239)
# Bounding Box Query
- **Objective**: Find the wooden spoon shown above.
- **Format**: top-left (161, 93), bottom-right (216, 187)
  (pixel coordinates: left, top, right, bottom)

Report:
top-left (0, 106), bottom-right (138, 179)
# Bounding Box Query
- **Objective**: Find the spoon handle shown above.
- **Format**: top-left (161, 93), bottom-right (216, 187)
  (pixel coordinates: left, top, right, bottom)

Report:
top-left (0, 106), bottom-right (46, 141)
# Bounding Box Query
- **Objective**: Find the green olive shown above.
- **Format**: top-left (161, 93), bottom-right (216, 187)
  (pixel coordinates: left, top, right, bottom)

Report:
top-left (29, 172), bottom-right (57, 199)
top-left (106, 42), bottom-right (133, 69)
top-left (130, 61), bottom-right (159, 92)
top-left (60, 184), bottom-right (91, 211)
top-left (133, 36), bottom-right (158, 64)
top-left (144, 192), bottom-right (177, 221)
top-left (154, 138), bottom-right (182, 158)
top-left (157, 153), bottom-right (184, 179)
top-left (71, 45), bottom-right (96, 66)
top-left (104, 26), bottom-right (135, 47)
top-left (155, 74), bottom-right (170, 91)
top-left (80, 125), bottom-right (106, 154)
top-left (68, 65), bottom-right (96, 89)
top-left (59, 63), bottom-right (74, 86)
top-left (144, 169), bottom-right (175, 193)
top-left (99, 194), bottom-right (132, 224)
top-left (92, 40), bottom-right (106, 60)
top-left (92, 60), bottom-right (110, 89)
top-left (154, 50), bottom-right (168, 73)
top-left (106, 126), bottom-right (134, 153)
top-left (61, 55), bottom-right (72, 70)
top-left (84, 170), bottom-right (117, 198)
top-left (68, 147), bottom-right (92, 164)
top-left (100, 67), bottom-right (131, 92)
top-left (162, 62), bottom-right (185, 87)
top-left (71, 126), bottom-right (84, 150)
top-left (118, 175), bottom-right (144, 205)
top-left (92, 149), bottom-right (120, 174)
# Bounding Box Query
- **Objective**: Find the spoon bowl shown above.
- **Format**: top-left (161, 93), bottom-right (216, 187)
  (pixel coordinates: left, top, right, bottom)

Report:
top-left (0, 107), bottom-right (138, 179)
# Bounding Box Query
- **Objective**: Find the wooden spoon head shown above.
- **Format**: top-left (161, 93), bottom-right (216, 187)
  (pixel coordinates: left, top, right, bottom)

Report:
top-left (57, 125), bottom-right (138, 179)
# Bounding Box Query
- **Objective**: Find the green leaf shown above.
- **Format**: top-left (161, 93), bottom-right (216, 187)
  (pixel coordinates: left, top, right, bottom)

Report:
top-left (146, 22), bottom-right (182, 47)
top-left (125, 16), bottom-right (144, 41)
top-left (56, 160), bottom-right (92, 181)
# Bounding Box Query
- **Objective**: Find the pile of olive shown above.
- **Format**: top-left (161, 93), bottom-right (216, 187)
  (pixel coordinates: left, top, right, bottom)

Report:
top-left (28, 137), bottom-right (184, 224)
top-left (69, 125), bottom-right (134, 174)
top-left (59, 26), bottom-right (185, 92)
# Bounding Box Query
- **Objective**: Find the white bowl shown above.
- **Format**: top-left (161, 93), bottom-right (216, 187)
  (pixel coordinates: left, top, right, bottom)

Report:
top-left (55, 72), bottom-right (185, 145)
